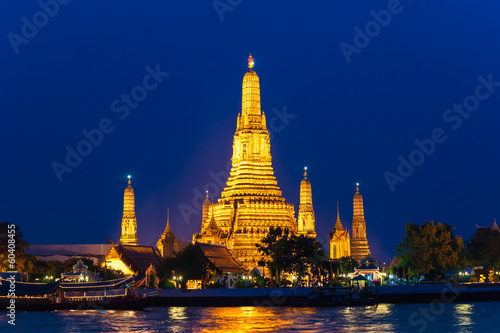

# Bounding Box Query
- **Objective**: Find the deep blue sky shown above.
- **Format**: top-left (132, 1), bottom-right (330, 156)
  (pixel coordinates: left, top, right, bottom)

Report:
top-left (1, 1), bottom-right (500, 263)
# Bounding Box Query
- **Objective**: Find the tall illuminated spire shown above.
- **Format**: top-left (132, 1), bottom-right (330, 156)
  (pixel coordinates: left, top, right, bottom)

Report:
top-left (120, 175), bottom-right (138, 245)
top-left (241, 53), bottom-right (261, 117)
top-left (201, 191), bottom-right (211, 232)
top-left (223, 54), bottom-right (282, 200)
top-left (300, 167), bottom-right (313, 206)
top-left (164, 208), bottom-right (171, 233)
top-left (351, 182), bottom-right (370, 262)
top-left (156, 207), bottom-right (178, 258)
top-left (298, 167), bottom-right (316, 237)
top-left (353, 182), bottom-right (364, 219)
top-left (334, 201), bottom-right (344, 231)
top-left (193, 55), bottom-right (297, 269)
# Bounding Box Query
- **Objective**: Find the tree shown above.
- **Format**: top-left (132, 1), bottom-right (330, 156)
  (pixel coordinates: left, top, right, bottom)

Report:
top-left (156, 244), bottom-right (210, 288)
top-left (28, 256), bottom-right (122, 281)
top-left (256, 226), bottom-right (289, 285)
top-left (466, 227), bottom-right (500, 272)
top-left (395, 221), bottom-right (465, 277)
top-left (256, 227), bottom-right (327, 286)
top-left (285, 233), bottom-right (327, 281)
top-left (334, 257), bottom-right (358, 275)
top-left (31, 258), bottom-right (64, 279)
top-left (0, 222), bottom-right (35, 280)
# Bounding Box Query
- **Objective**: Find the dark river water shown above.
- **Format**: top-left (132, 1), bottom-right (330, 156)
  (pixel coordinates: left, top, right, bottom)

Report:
top-left (3, 302), bottom-right (498, 332)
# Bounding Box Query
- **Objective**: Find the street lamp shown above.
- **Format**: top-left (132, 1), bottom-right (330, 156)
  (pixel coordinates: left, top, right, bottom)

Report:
top-left (291, 276), bottom-right (297, 306)
top-left (173, 276), bottom-right (178, 289)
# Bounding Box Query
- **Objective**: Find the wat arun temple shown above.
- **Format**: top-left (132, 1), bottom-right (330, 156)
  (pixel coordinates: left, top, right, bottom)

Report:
top-left (189, 55), bottom-right (371, 268)
top-left (104, 55), bottom-right (372, 275)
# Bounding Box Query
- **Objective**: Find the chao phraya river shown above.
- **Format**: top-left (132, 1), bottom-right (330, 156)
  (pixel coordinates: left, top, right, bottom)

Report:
top-left (3, 302), bottom-right (498, 332)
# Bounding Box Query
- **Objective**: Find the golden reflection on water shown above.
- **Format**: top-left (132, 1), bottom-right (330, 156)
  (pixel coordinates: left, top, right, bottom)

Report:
top-left (199, 306), bottom-right (294, 332)
top-left (453, 303), bottom-right (474, 327)
top-left (338, 304), bottom-right (396, 332)
top-left (57, 309), bottom-right (153, 333)
top-left (30, 301), bottom-right (500, 332)
top-left (168, 306), bottom-right (188, 320)
top-left (196, 305), bottom-right (398, 332)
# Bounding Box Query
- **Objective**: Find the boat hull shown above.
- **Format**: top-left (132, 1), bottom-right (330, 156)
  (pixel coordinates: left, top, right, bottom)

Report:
top-left (0, 296), bottom-right (157, 311)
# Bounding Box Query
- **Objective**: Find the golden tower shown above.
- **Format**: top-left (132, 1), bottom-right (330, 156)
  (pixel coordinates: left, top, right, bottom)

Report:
top-left (157, 208), bottom-right (179, 258)
top-left (193, 54), bottom-right (296, 269)
top-left (120, 176), bottom-right (139, 245)
top-left (329, 202), bottom-right (351, 259)
top-left (297, 167), bottom-right (317, 237)
top-left (350, 183), bottom-right (370, 262)
top-left (201, 192), bottom-right (211, 233)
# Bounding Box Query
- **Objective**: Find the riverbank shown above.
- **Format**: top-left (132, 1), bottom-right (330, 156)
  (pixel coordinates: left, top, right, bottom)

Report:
top-left (143, 284), bottom-right (500, 306)
top-left (374, 283), bottom-right (500, 303)
top-left (150, 288), bottom-right (311, 307)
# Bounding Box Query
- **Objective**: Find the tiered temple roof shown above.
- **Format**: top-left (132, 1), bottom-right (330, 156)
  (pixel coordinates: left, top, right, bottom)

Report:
top-left (105, 244), bottom-right (161, 275)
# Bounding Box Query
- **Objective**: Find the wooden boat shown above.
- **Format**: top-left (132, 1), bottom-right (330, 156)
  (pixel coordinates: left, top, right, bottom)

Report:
top-left (0, 275), bottom-right (158, 311)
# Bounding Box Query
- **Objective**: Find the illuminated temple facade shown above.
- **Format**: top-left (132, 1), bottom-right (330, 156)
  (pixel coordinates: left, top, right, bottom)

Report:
top-left (349, 184), bottom-right (370, 262)
top-left (193, 55), bottom-right (307, 269)
top-left (329, 202), bottom-right (350, 260)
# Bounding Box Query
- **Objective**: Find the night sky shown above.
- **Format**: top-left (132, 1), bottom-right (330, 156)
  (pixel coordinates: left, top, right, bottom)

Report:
top-left (2, 1), bottom-right (500, 263)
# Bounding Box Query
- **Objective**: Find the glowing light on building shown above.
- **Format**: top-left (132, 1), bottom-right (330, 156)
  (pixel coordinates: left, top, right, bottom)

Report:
top-left (120, 176), bottom-right (138, 245)
top-left (351, 184), bottom-right (371, 262)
